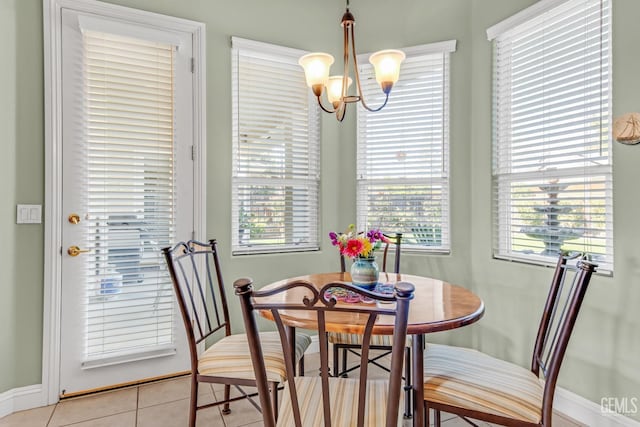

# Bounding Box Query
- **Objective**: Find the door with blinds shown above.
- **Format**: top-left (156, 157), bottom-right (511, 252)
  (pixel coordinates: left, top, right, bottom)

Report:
top-left (59, 9), bottom-right (195, 395)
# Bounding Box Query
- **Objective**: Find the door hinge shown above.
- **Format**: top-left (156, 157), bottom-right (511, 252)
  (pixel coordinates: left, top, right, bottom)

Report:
top-left (192, 230), bottom-right (196, 240)
top-left (191, 145), bottom-right (195, 161)
top-left (190, 57), bottom-right (195, 73)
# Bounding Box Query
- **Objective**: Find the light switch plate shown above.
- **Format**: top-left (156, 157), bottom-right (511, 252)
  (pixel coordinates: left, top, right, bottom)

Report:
top-left (17, 204), bottom-right (42, 224)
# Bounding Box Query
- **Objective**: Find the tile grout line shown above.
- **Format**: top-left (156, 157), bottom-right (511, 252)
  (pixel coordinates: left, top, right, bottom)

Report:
top-left (45, 402), bottom-right (58, 427)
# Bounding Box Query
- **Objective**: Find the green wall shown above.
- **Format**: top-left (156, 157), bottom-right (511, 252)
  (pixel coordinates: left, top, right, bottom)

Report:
top-left (0, 0), bottom-right (18, 393)
top-left (1, 0), bottom-right (638, 421)
top-left (1, 0), bottom-right (46, 392)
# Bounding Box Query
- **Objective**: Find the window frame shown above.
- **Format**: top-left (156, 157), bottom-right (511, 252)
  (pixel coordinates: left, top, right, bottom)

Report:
top-left (488, 0), bottom-right (613, 273)
top-left (230, 37), bottom-right (321, 255)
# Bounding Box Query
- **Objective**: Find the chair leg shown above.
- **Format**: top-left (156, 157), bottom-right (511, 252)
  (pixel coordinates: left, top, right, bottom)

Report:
top-left (222, 384), bottom-right (231, 414)
top-left (424, 402), bottom-right (430, 427)
top-left (189, 375), bottom-right (198, 427)
top-left (403, 346), bottom-right (412, 419)
top-left (333, 343), bottom-right (340, 377)
top-left (341, 348), bottom-right (348, 378)
top-left (298, 354), bottom-right (305, 376)
top-left (434, 408), bottom-right (442, 427)
top-left (270, 381), bottom-right (279, 421)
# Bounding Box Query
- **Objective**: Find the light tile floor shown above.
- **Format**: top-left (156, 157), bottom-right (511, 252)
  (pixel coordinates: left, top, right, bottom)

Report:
top-left (0, 351), bottom-right (584, 427)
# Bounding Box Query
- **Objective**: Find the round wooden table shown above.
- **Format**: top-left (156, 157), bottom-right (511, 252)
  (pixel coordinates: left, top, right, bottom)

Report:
top-left (260, 271), bottom-right (485, 426)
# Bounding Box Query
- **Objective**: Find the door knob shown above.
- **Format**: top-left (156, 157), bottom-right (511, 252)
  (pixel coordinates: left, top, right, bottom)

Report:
top-left (68, 246), bottom-right (90, 257)
top-left (68, 213), bottom-right (81, 224)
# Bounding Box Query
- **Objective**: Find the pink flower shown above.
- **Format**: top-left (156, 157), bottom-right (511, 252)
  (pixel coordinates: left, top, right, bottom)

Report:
top-left (343, 238), bottom-right (363, 258)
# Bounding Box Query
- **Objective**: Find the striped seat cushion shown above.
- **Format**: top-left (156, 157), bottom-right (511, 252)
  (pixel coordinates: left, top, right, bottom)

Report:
top-left (423, 343), bottom-right (543, 423)
top-left (198, 331), bottom-right (311, 383)
top-left (327, 332), bottom-right (412, 347)
top-left (277, 376), bottom-right (403, 427)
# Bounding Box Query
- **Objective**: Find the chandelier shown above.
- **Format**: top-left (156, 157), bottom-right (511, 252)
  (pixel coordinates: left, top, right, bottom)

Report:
top-left (298, 0), bottom-right (405, 121)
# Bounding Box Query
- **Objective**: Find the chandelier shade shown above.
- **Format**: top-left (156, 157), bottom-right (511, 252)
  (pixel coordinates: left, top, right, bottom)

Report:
top-left (298, 1), bottom-right (405, 121)
top-left (326, 75), bottom-right (352, 107)
top-left (298, 53), bottom-right (334, 95)
top-left (368, 49), bottom-right (405, 93)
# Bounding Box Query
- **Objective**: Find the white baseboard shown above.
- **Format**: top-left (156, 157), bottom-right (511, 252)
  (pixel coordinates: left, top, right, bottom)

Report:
top-left (555, 388), bottom-right (640, 427)
top-left (0, 384), bottom-right (44, 419)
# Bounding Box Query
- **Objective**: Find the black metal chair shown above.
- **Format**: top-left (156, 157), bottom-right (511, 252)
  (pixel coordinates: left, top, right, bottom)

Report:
top-left (234, 277), bottom-right (415, 427)
top-left (162, 239), bottom-right (311, 427)
top-left (423, 254), bottom-right (597, 426)
top-left (331, 232), bottom-right (412, 417)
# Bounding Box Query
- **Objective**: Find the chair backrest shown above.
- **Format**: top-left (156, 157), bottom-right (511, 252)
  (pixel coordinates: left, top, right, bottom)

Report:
top-left (162, 239), bottom-right (231, 369)
top-left (234, 278), bottom-right (415, 427)
top-left (339, 232), bottom-right (403, 274)
top-left (530, 254), bottom-right (597, 425)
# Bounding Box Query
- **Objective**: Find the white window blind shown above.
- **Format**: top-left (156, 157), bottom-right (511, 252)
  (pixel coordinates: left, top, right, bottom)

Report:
top-left (356, 42), bottom-right (456, 252)
top-left (231, 37), bottom-right (320, 255)
top-left (490, 0), bottom-right (613, 271)
top-left (82, 30), bottom-right (178, 362)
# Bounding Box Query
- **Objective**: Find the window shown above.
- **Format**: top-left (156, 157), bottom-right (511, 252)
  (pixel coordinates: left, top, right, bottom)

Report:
top-left (356, 41), bottom-right (456, 253)
top-left (81, 29), bottom-right (180, 359)
top-left (489, 0), bottom-right (612, 271)
top-left (231, 37), bottom-right (320, 255)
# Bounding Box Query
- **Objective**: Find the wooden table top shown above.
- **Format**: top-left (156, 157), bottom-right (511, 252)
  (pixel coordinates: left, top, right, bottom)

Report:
top-left (258, 272), bottom-right (485, 335)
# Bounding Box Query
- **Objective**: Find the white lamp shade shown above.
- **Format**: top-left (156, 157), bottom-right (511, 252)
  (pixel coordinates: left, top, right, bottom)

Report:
top-left (326, 75), bottom-right (353, 104)
top-left (369, 49), bottom-right (406, 86)
top-left (298, 53), bottom-right (335, 88)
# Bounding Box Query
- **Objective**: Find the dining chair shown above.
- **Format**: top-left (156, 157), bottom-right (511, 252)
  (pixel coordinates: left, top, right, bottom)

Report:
top-left (422, 254), bottom-right (597, 426)
top-left (162, 239), bottom-right (312, 427)
top-left (234, 277), bottom-right (415, 427)
top-left (331, 232), bottom-right (412, 418)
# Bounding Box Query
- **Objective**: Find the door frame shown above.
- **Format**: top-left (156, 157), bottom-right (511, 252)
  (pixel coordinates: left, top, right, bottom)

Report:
top-left (43, 0), bottom-right (206, 406)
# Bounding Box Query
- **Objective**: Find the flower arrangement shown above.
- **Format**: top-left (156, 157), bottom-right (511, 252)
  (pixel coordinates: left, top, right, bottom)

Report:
top-left (329, 224), bottom-right (389, 259)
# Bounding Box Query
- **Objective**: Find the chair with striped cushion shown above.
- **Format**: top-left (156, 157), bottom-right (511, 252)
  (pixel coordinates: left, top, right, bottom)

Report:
top-left (422, 254), bottom-right (597, 426)
top-left (330, 233), bottom-right (412, 418)
top-left (162, 239), bottom-right (312, 427)
top-left (234, 277), bottom-right (415, 427)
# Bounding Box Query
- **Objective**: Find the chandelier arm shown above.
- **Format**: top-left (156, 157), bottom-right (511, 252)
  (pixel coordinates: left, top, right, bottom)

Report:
top-left (360, 92), bottom-right (389, 112)
top-left (316, 95), bottom-right (338, 114)
top-left (349, 24), bottom-right (386, 112)
top-left (336, 103), bottom-right (347, 122)
top-left (342, 19), bottom-right (351, 102)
